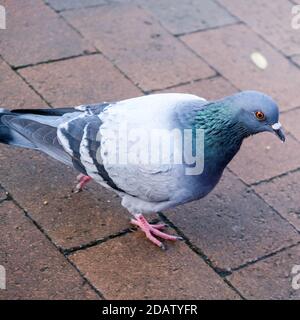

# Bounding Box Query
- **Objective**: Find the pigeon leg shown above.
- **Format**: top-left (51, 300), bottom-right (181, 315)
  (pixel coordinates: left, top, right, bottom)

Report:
top-left (74, 174), bottom-right (92, 193)
top-left (130, 214), bottom-right (182, 249)
top-left (130, 219), bottom-right (166, 230)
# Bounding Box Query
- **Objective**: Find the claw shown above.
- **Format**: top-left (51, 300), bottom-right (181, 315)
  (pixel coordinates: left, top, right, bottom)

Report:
top-left (74, 174), bottom-right (92, 193)
top-left (130, 214), bottom-right (182, 249)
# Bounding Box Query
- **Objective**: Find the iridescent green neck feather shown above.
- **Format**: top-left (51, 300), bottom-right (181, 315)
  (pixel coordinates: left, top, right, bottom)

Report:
top-left (192, 102), bottom-right (250, 171)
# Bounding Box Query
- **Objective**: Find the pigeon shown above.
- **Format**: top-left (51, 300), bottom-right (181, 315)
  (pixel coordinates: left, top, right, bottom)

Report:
top-left (0, 91), bottom-right (285, 249)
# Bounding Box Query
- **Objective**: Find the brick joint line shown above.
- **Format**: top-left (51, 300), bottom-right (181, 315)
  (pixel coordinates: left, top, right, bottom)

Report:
top-left (15, 70), bottom-right (53, 108)
top-left (175, 21), bottom-right (243, 38)
top-left (63, 217), bottom-right (162, 255)
top-left (230, 241), bottom-right (300, 273)
top-left (0, 184), bottom-right (105, 299)
top-left (157, 212), bottom-right (246, 299)
top-left (227, 167), bottom-right (300, 235)
top-left (0, 53), bottom-right (53, 108)
top-left (250, 167), bottom-right (300, 188)
top-left (64, 228), bottom-right (134, 256)
top-left (13, 51), bottom-right (99, 71)
top-left (43, 0), bottom-right (109, 13)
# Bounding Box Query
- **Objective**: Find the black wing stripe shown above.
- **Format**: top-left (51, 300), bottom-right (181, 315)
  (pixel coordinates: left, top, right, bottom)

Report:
top-left (60, 117), bottom-right (90, 175)
top-left (85, 119), bottom-right (124, 192)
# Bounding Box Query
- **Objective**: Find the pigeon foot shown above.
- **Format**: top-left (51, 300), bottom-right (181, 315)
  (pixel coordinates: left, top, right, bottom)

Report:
top-left (74, 174), bottom-right (92, 193)
top-left (130, 214), bottom-right (182, 249)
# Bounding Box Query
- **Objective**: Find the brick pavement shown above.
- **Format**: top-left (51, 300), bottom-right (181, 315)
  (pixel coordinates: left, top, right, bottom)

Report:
top-left (0, 0), bottom-right (300, 300)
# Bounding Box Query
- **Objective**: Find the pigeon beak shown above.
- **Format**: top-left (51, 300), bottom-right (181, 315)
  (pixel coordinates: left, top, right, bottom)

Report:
top-left (272, 122), bottom-right (285, 143)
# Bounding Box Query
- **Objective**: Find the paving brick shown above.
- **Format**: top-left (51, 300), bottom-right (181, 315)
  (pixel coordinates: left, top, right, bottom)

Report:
top-left (0, 0), bottom-right (94, 67)
top-left (63, 4), bottom-right (215, 91)
top-left (227, 245), bottom-right (300, 299)
top-left (0, 145), bottom-right (131, 250)
top-left (69, 232), bottom-right (239, 299)
top-left (281, 108), bottom-right (300, 142)
top-left (166, 170), bottom-right (300, 271)
top-left (228, 133), bottom-right (300, 185)
top-left (254, 171), bottom-right (300, 232)
top-left (1, 0), bottom-right (298, 300)
top-left (181, 24), bottom-right (300, 111)
top-left (218, 0), bottom-right (300, 56)
top-left (19, 54), bottom-right (142, 107)
top-left (46, 0), bottom-right (107, 11)
top-left (160, 76), bottom-right (237, 100)
top-left (136, 0), bottom-right (237, 35)
top-left (0, 58), bottom-right (47, 109)
top-left (0, 201), bottom-right (99, 299)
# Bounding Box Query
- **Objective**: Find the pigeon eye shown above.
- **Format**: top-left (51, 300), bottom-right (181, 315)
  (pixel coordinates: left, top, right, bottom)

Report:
top-left (255, 111), bottom-right (265, 121)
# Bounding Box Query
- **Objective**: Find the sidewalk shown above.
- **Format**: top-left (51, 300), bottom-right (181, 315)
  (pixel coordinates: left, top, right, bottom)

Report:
top-left (0, 0), bottom-right (300, 299)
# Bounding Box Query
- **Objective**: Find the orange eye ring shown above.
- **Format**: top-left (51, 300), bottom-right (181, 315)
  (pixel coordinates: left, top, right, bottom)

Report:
top-left (255, 111), bottom-right (265, 121)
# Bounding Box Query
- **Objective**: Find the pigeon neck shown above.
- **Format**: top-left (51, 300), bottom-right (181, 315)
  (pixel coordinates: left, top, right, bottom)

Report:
top-left (193, 102), bottom-right (250, 169)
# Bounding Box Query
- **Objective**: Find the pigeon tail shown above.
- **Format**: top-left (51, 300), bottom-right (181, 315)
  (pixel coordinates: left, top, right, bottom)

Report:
top-left (0, 108), bottom-right (37, 149)
top-left (0, 107), bottom-right (77, 165)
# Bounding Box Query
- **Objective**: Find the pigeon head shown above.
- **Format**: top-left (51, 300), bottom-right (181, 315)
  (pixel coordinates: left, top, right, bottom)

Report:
top-left (193, 90), bottom-right (286, 170)
top-left (225, 90), bottom-right (285, 142)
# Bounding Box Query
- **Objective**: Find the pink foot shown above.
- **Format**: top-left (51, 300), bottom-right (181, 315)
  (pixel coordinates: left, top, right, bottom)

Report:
top-left (74, 174), bottom-right (92, 193)
top-left (130, 214), bottom-right (182, 249)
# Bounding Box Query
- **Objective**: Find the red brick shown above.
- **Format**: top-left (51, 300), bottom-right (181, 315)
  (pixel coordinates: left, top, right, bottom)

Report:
top-left (19, 54), bottom-right (142, 107)
top-left (228, 133), bottom-right (300, 185)
top-left (254, 171), bottom-right (300, 232)
top-left (281, 108), bottom-right (300, 142)
top-left (0, 201), bottom-right (99, 299)
top-left (137, 0), bottom-right (237, 35)
top-left (63, 4), bottom-right (215, 91)
top-left (0, 145), bottom-right (131, 250)
top-left (166, 170), bottom-right (300, 271)
top-left (181, 24), bottom-right (300, 111)
top-left (227, 245), bottom-right (300, 299)
top-left (69, 232), bottom-right (239, 299)
top-left (0, 0), bottom-right (94, 67)
top-left (218, 0), bottom-right (300, 56)
top-left (160, 76), bottom-right (237, 100)
top-left (0, 58), bottom-right (47, 109)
